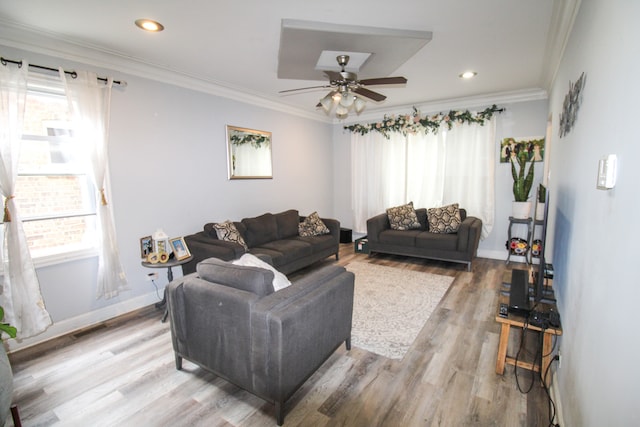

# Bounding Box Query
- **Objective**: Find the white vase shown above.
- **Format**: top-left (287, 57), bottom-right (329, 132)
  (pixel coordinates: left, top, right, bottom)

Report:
top-left (0, 345), bottom-right (12, 424)
top-left (512, 201), bottom-right (532, 219)
top-left (535, 203), bottom-right (546, 220)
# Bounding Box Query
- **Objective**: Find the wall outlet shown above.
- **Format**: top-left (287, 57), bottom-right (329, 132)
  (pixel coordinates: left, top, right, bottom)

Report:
top-left (145, 272), bottom-right (158, 281)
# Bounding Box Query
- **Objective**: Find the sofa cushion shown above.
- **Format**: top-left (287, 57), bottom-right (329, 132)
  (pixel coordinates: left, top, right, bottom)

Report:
top-left (213, 220), bottom-right (248, 250)
top-left (275, 209), bottom-right (299, 239)
top-left (427, 203), bottom-right (462, 234)
top-left (197, 257), bottom-right (275, 296)
top-left (379, 229), bottom-right (421, 246)
top-left (298, 212), bottom-right (330, 237)
top-left (232, 253), bottom-right (291, 291)
top-left (294, 234), bottom-right (336, 254)
top-left (415, 231), bottom-right (458, 251)
top-left (386, 202), bottom-right (422, 231)
top-left (258, 239), bottom-right (313, 264)
top-left (242, 213), bottom-right (278, 247)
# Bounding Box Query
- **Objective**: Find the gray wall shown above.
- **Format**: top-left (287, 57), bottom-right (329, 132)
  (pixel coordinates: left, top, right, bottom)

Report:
top-left (547, 0), bottom-right (639, 425)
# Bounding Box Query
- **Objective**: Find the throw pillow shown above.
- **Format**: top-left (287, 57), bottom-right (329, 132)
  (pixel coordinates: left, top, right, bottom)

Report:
top-left (232, 253), bottom-right (291, 291)
top-left (213, 220), bottom-right (248, 250)
top-left (298, 211), bottom-right (330, 237)
top-left (427, 203), bottom-right (462, 234)
top-left (386, 202), bottom-right (421, 231)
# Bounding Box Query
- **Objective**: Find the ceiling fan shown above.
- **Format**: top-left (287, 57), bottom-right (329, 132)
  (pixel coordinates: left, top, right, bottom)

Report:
top-left (279, 55), bottom-right (407, 116)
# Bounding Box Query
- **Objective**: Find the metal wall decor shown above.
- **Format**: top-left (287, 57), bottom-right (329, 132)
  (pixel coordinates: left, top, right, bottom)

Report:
top-left (559, 72), bottom-right (586, 138)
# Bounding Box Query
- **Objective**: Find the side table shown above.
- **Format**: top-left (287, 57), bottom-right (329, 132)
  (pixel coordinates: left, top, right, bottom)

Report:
top-left (142, 255), bottom-right (193, 322)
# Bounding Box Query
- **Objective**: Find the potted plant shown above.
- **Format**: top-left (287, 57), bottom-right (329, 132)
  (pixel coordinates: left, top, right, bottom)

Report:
top-left (0, 306), bottom-right (17, 424)
top-left (536, 184), bottom-right (547, 220)
top-left (510, 144), bottom-right (535, 218)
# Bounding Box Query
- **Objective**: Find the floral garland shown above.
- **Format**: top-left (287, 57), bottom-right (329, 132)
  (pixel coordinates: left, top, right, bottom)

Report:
top-left (230, 133), bottom-right (270, 148)
top-left (344, 104), bottom-right (504, 139)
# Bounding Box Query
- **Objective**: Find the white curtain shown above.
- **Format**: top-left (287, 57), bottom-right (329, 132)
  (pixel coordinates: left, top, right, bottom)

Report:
top-left (61, 70), bottom-right (128, 299)
top-left (0, 61), bottom-right (52, 338)
top-left (351, 117), bottom-right (496, 238)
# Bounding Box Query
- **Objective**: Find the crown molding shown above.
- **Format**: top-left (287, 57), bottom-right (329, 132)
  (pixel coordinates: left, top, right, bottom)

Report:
top-left (540, 0), bottom-right (582, 90)
top-left (0, 19), bottom-right (549, 128)
top-left (0, 20), bottom-right (330, 123)
top-left (335, 88), bottom-right (549, 125)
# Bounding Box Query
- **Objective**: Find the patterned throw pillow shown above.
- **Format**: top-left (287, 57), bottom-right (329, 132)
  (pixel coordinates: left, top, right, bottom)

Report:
top-left (386, 202), bottom-right (422, 231)
top-left (427, 203), bottom-right (462, 234)
top-left (298, 212), bottom-right (330, 237)
top-left (213, 220), bottom-right (248, 250)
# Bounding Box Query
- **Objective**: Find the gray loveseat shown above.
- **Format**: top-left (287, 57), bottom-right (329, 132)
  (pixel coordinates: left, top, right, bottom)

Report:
top-left (367, 207), bottom-right (482, 271)
top-left (183, 209), bottom-right (339, 275)
top-left (166, 258), bottom-right (355, 425)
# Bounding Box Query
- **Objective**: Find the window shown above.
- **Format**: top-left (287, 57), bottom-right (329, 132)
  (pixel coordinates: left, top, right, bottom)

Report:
top-left (12, 75), bottom-right (97, 259)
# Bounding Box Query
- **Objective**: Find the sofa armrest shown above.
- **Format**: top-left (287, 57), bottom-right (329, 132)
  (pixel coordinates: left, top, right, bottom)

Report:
top-left (366, 212), bottom-right (390, 243)
top-left (321, 217), bottom-right (340, 243)
top-left (456, 216), bottom-right (482, 254)
top-left (183, 232), bottom-right (246, 274)
top-left (250, 265), bottom-right (354, 399)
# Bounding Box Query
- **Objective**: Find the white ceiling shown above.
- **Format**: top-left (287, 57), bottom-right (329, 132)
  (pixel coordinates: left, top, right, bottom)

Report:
top-left (0, 0), bottom-right (576, 122)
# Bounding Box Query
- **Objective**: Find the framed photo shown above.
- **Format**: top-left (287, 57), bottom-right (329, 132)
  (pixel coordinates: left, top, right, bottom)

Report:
top-left (170, 237), bottom-right (191, 261)
top-left (140, 235), bottom-right (153, 259)
top-left (226, 125), bottom-right (273, 180)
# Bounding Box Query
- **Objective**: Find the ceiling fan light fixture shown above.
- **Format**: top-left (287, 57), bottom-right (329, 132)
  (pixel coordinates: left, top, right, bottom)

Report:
top-left (335, 105), bottom-right (349, 116)
top-left (319, 95), bottom-right (334, 113)
top-left (339, 92), bottom-right (355, 108)
top-left (354, 97), bottom-right (367, 113)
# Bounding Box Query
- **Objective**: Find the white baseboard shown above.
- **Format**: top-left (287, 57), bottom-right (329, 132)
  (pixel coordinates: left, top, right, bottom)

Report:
top-left (550, 371), bottom-right (565, 427)
top-left (5, 290), bottom-right (162, 353)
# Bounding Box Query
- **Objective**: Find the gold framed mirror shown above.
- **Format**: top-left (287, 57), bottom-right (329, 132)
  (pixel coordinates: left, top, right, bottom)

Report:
top-left (226, 125), bottom-right (273, 179)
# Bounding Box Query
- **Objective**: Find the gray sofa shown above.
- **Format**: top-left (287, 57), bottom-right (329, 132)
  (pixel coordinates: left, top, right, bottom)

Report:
top-left (366, 207), bottom-right (482, 271)
top-left (183, 209), bottom-right (339, 275)
top-left (166, 258), bottom-right (355, 425)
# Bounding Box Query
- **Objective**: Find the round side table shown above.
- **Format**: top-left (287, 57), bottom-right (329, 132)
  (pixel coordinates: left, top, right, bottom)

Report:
top-left (142, 255), bottom-right (193, 322)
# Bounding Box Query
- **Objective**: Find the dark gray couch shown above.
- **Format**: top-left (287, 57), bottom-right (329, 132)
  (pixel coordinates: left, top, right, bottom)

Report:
top-left (166, 258), bottom-right (355, 425)
top-left (183, 209), bottom-right (339, 275)
top-left (366, 207), bottom-right (482, 271)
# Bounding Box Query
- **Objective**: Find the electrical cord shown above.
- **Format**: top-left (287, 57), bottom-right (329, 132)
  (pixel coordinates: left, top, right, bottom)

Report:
top-left (151, 279), bottom-right (162, 301)
top-left (541, 354), bottom-right (561, 427)
top-left (515, 318), bottom-right (540, 394)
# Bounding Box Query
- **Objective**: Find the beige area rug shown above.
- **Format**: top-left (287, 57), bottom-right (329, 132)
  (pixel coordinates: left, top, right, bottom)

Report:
top-left (346, 261), bottom-right (454, 360)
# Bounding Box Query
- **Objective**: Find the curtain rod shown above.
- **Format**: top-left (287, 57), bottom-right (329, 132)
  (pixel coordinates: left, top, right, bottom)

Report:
top-left (1, 56), bottom-right (126, 87)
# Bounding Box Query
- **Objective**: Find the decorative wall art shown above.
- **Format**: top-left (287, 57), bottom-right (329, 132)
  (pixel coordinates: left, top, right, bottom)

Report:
top-left (226, 125), bottom-right (273, 179)
top-left (559, 72), bottom-right (586, 138)
top-left (500, 136), bottom-right (545, 163)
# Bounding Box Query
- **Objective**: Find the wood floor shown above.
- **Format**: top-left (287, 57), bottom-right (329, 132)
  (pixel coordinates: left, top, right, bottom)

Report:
top-left (6, 245), bottom-right (554, 426)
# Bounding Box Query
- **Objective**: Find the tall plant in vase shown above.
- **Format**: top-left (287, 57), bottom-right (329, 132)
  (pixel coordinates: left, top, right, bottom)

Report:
top-left (510, 144), bottom-right (535, 219)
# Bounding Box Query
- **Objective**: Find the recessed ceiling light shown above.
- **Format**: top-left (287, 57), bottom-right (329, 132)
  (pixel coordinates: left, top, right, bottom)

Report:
top-left (135, 19), bottom-right (164, 32)
top-left (459, 71), bottom-right (477, 79)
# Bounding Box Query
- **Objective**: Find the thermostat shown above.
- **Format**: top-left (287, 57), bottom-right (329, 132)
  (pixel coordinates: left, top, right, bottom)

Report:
top-left (597, 154), bottom-right (617, 190)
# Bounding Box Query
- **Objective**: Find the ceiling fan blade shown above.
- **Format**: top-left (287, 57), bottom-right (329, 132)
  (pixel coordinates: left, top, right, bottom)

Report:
top-left (354, 87), bottom-right (387, 102)
top-left (279, 85), bottom-right (330, 94)
top-left (359, 76), bottom-right (408, 86)
top-left (323, 70), bottom-right (342, 81)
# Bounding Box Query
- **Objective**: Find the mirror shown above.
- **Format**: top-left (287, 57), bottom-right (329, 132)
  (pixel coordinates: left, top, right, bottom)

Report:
top-left (226, 125), bottom-right (272, 179)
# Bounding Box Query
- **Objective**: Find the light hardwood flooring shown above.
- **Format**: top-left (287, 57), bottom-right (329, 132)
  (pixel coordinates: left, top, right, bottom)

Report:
top-left (6, 244), bottom-right (554, 426)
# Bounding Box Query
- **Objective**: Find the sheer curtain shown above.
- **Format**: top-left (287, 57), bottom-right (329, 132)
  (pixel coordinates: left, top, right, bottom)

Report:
top-left (61, 70), bottom-right (128, 299)
top-left (351, 116), bottom-right (496, 238)
top-left (0, 61), bottom-right (52, 338)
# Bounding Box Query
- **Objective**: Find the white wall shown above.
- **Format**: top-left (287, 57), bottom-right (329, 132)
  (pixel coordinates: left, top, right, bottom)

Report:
top-left (332, 99), bottom-right (549, 260)
top-left (548, 1), bottom-right (640, 425)
top-left (2, 45), bottom-right (334, 351)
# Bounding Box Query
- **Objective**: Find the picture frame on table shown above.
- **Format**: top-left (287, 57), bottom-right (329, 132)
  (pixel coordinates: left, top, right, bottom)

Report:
top-left (170, 237), bottom-right (191, 261)
top-left (140, 235), bottom-right (153, 259)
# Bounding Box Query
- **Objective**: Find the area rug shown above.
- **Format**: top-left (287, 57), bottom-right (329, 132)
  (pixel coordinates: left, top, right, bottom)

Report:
top-left (346, 261), bottom-right (454, 360)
